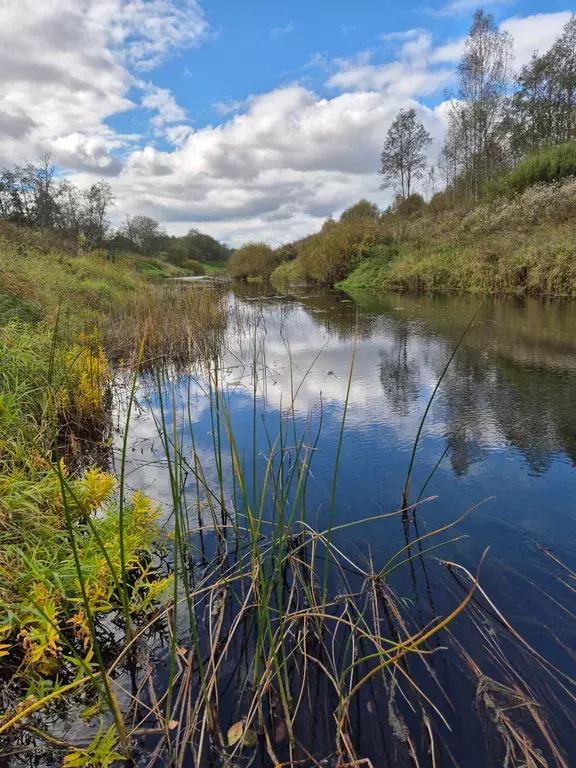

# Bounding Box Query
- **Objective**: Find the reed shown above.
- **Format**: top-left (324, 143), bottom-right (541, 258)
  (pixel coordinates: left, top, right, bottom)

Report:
top-left (1, 299), bottom-right (573, 768)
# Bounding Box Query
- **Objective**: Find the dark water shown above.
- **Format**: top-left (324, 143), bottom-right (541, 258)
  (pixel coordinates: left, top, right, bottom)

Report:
top-left (121, 282), bottom-right (576, 766)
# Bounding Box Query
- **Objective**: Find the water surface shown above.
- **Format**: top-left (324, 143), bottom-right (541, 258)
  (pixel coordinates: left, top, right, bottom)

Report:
top-left (121, 282), bottom-right (576, 765)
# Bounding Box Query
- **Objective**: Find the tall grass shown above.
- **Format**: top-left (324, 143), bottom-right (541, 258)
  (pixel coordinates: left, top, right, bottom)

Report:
top-left (1, 302), bottom-right (575, 767)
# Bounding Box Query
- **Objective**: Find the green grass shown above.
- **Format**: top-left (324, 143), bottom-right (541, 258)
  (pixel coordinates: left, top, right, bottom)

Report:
top-left (201, 259), bottom-right (228, 274)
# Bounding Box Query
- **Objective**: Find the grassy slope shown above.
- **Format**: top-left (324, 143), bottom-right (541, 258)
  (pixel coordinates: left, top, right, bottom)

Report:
top-left (202, 260), bottom-right (228, 274)
top-left (338, 182), bottom-right (576, 297)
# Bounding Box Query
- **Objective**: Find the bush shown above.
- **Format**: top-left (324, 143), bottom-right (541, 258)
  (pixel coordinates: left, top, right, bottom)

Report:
top-left (166, 243), bottom-right (189, 267)
top-left (393, 193), bottom-right (426, 216)
top-left (183, 259), bottom-right (206, 276)
top-left (271, 259), bottom-right (306, 284)
top-left (495, 142), bottom-right (576, 196)
top-left (228, 242), bottom-right (280, 280)
top-left (340, 199), bottom-right (380, 222)
top-left (298, 219), bottom-right (383, 286)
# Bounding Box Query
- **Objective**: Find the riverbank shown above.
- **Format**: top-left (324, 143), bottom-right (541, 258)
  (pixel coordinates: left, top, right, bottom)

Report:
top-left (268, 178), bottom-right (576, 298)
top-left (0, 224), bottom-right (228, 754)
top-left (3, 237), bottom-right (576, 766)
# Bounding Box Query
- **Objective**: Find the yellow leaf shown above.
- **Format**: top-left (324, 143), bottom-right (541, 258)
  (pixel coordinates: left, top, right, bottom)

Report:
top-left (227, 720), bottom-right (257, 748)
top-left (227, 721), bottom-right (243, 746)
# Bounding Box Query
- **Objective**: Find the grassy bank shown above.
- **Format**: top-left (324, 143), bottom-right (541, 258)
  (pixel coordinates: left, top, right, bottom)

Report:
top-left (0, 223), bottom-right (227, 763)
top-left (264, 161), bottom-right (576, 298)
top-left (338, 180), bottom-right (576, 296)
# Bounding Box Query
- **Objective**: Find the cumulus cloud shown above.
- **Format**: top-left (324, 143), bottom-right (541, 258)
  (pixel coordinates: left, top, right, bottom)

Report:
top-left (213, 100), bottom-right (245, 116)
top-left (0, 0), bottom-right (205, 166)
top-left (327, 34), bottom-right (453, 96)
top-left (429, 0), bottom-right (513, 18)
top-left (141, 84), bottom-right (188, 130)
top-left (502, 12), bottom-right (573, 68)
top-left (0, 0), bottom-right (572, 244)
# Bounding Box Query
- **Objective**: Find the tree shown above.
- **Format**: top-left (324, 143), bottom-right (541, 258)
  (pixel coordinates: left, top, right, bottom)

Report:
top-left (379, 108), bottom-right (432, 199)
top-left (121, 214), bottom-right (166, 256)
top-left (340, 199), bottom-right (380, 221)
top-left (81, 181), bottom-right (115, 246)
top-left (511, 15), bottom-right (576, 157)
top-left (184, 228), bottom-right (230, 262)
top-left (228, 242), bottom-right (280, 280)
top-left (166, 242), bottom-right (188, 266)
top-left (442, 9), bottom-right (513, 199)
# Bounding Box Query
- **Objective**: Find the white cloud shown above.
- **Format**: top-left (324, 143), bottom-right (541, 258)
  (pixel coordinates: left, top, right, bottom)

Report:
top-left (0, 0), bottom-right (207, 168)
top-left (327, 34), bottom-right (452, 96)
top-left (430, 0), bottom-right (513, 18)
top-left (213, 99), bottom-right (245, 116)
top-left (142, 84), bottom-right (188, 130)
top-left (0, 1), bottom-right (572, 245)
top-left (379, 28), bottom-right (427, 42)
top-left (270, 21), bottom-right (295, 40)
top-left (502, 12), bottom-right (573, 68)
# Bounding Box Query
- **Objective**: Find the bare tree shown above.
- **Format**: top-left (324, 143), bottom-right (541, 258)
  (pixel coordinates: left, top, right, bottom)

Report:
top-left (379, 107), bottom-right (432, 199)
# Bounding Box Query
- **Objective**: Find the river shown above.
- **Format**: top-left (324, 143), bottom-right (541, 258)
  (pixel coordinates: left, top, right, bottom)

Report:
top-left (117, 281), bottom-right (576, 766)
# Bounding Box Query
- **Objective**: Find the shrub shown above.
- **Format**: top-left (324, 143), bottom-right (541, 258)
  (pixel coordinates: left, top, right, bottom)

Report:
top-left (340, 199), bottom-right (380, 222)
top-left (183, 259), bottom-right (206, 276)
top-left (393, 193), bottom-right (426, 216)
top-left (298, 219), bottom-right (383, 286)
top-left (496, 142), bottom-right (576, 196)
top-left (166, 243), bottom-right (189, 266)
top-left (271, 258), bottom-right (306, 284)
top-left (228, 242), bottom-right (280, 280)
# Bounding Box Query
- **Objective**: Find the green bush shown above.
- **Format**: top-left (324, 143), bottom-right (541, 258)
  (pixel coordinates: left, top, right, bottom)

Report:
top-left (183, 259), bottom-right (206, 276)
top-left (166, 242), bottom-right (189, 266)
top-left (393, 193), bottom-right (426, 216)
top-left (494, 142), bottom-right (576, 196)
top-left (271, 258), bottom-right (306, 284)
top-left (228, 242), bottom-right (280, 280)
top-left (340, 199), bottom-right (380, 222)
top-left (298, 219), bottom-right (384, 286)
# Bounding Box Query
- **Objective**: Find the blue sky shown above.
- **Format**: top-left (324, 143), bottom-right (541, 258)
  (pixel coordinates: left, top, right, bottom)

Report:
top-left (0, 0), bottom-right (573, 244)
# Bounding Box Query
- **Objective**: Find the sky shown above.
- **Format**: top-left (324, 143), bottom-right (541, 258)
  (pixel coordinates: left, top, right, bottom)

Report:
top-left (0, 0), bottom-right (573, 246)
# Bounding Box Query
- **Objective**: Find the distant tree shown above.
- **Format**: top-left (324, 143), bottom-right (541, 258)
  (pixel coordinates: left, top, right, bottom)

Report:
top-left (320, 216), bottom-right (338, 232)
top-left (379, 108), bottom-right (432, 199)
top-left (121, 214), bottom-right (166, 256)
top-left (185, 228), bottom-right (230, 262)
top-left (228, 242), bottom-right (280, 280)
top-left (82, 181), bottom-right (115, 246)
top-left (340, 199), bottom-right (380, 221)
top-left (393, 192), bottom-right (426, 216)
top-left (442, 9), bottom-right (513, 199)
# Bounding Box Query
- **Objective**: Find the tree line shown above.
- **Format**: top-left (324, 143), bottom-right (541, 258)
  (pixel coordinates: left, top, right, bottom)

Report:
top-left (0, 154), bottom-right (231, 264)
top-left (380, 10), bottom-right (576, 205)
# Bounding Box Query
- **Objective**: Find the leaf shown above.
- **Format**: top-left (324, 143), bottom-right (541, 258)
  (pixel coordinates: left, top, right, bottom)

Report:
top-left (227, 721), bottom-right (244, 746)
top-left (243, 729), bottom-right (257, 747)
top-left (227, 720), bottom-right (257, 748)
top-left (168, 719), bottom-right (179, 730)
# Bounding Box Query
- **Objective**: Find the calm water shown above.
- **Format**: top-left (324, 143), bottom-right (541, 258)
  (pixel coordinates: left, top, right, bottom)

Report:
top-left (120, 282), bottom-right (576, 766)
